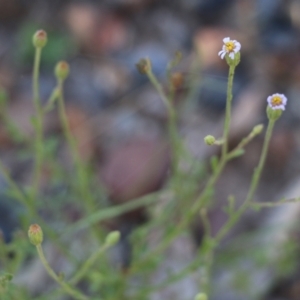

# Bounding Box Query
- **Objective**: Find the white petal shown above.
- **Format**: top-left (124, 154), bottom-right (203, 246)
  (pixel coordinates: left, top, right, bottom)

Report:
top-left (235, 42), bottom-right (241, 52)
top-left (275, 105), bottom-right (285, 110)
top-left (218, 49), bottom-right (225, 56)
top-left (223, 37), bottom-right (230, 43)
top-left (229, 52), bottom-right (234, 59)
top-left (221, 52), bottom-right (226, 59)
top-left (281, 94), bottom-right (288, 105)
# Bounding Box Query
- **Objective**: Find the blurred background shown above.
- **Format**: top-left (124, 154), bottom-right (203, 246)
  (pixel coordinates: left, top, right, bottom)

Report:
top-left (1, 0), bottom-right (300, 299)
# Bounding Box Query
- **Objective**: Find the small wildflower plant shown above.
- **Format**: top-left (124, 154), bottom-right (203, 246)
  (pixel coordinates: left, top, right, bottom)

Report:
top-left (0, 31), bottom-right (298, 300)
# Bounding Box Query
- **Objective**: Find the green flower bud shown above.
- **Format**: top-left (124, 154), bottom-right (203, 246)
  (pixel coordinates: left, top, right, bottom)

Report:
top-left (136, 58), bottom-right (152, 74)
top-left (105, 231), bottom-right (120, 247)
top-left (28, 224), bottom-right (43, 246)
top-left (252, 124), bottom-right (264, 135)
top-left (55, 61), bottom-right (70, 81)
top-left (32, 30), bottom-right (47, 48)
top-left (195, 293), bottom-right (208, 300)
top-left (204, 135), bottom-right (216, 146)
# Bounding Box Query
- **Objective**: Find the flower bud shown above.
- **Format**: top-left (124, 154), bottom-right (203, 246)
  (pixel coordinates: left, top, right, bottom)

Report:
top-left (32, 30), bottom-right (47, 48)
top-left (105, 231), bottom-right (120, 247)
top-left (252, 124), bottom-right (264, 135)
top-left (55, 61), bottom-right (70, 81)
top-left (204, 135), bottom-right (216, 146)
top-left (171, 72), bottom-right (184, 90)
top-left (195, 293), bottom-right (208, 300)
top-left (28, 224), bottom-right (43, 246)
top-left (136, 58), bottom-right (152, 74)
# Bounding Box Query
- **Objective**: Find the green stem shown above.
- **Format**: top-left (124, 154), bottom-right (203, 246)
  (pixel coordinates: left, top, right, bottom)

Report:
top-left (252, 197), bottom-right (300, 208)
top-left (32, 47), bottom-right (44, 202)
top-left (221, 65), bottom-right (235, 160)
top-left (146, 70), bottom-right (172, 112)
top-left (201, 246), bottom-right (214, 295)
top-left (56, 81), bottom-right (103, 241)
top-left (133, 238), bottom-right (214, 297)
top-left (0, 160), bottom-right (29, 207)
top-left (129, 158), bottom-right (226, 274)
top-left (57, 81), bottom-right (79, 167)
top-left (56, 81), bottom-right (94, 211)
top-left (196, 120), bottom-right (275, 293)
top-left (216, 119), bottom-right (275, 243)
top-left (244, 120), bottom-right (275, 204)
top-left (146, 70), bottom-right (180, 176)
top-left (64, 191), bottom-right (160, 236)
top-left (0, 110), bottom-right (24, 143)
top-left (0, 159), bottom-right (76, 261)
top-left (70, 244), bottom-right (108, 285)
top-left (129, 64), bottom-right (236, 275)
top-left (227, 124), bottom-right (264, 161)
top-left (43, 87), bottom-right (60, 113)
top-left (36, 245), bottom-right (89, 300)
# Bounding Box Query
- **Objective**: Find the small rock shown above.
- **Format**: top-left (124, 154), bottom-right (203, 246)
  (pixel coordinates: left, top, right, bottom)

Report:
top-left (101, 138), bottom-right (169, 204)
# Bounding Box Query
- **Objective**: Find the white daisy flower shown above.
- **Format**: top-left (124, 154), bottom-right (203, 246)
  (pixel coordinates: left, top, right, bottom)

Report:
top-left (218, 37), bottom-right (241, 60)
top-left (267, 93), bottom-right (287, 110)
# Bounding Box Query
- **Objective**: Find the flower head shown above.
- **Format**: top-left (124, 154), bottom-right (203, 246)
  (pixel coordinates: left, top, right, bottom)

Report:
top-left (204, 135), bottom-right (216, 146)
top-left (267, 93), bottom-right (287, 110)
top-left (136, 58), bottom-right (152, 74)
top-left (32, 30), bottom-right (47, 48)
top-left (55, 61), bottom-right (70, 81)
top-left (105, 231), bottom-right (120, 247)
top-left (218, 37), bottom-right (241, 60)
top-left (28, 224), bottom-right (43, 246)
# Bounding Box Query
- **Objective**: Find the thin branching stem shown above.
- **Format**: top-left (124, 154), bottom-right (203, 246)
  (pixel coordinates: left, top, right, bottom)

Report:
top-left (221, 65), bottom-right (235, 160)
top-left (216, 119), bottom-right (275, 243)
top-left (32, 47), bottom-right (44, 202)
top-left (146, 69), bottom-right (180, 176)
top-left (36, 245), bottom-right (89, 300)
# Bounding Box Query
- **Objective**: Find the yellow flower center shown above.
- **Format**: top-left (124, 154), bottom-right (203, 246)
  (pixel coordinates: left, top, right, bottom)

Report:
top-left (225, 41), bottom-right (235, 52)
top-left (271, 96), bottom-right (283, 106)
